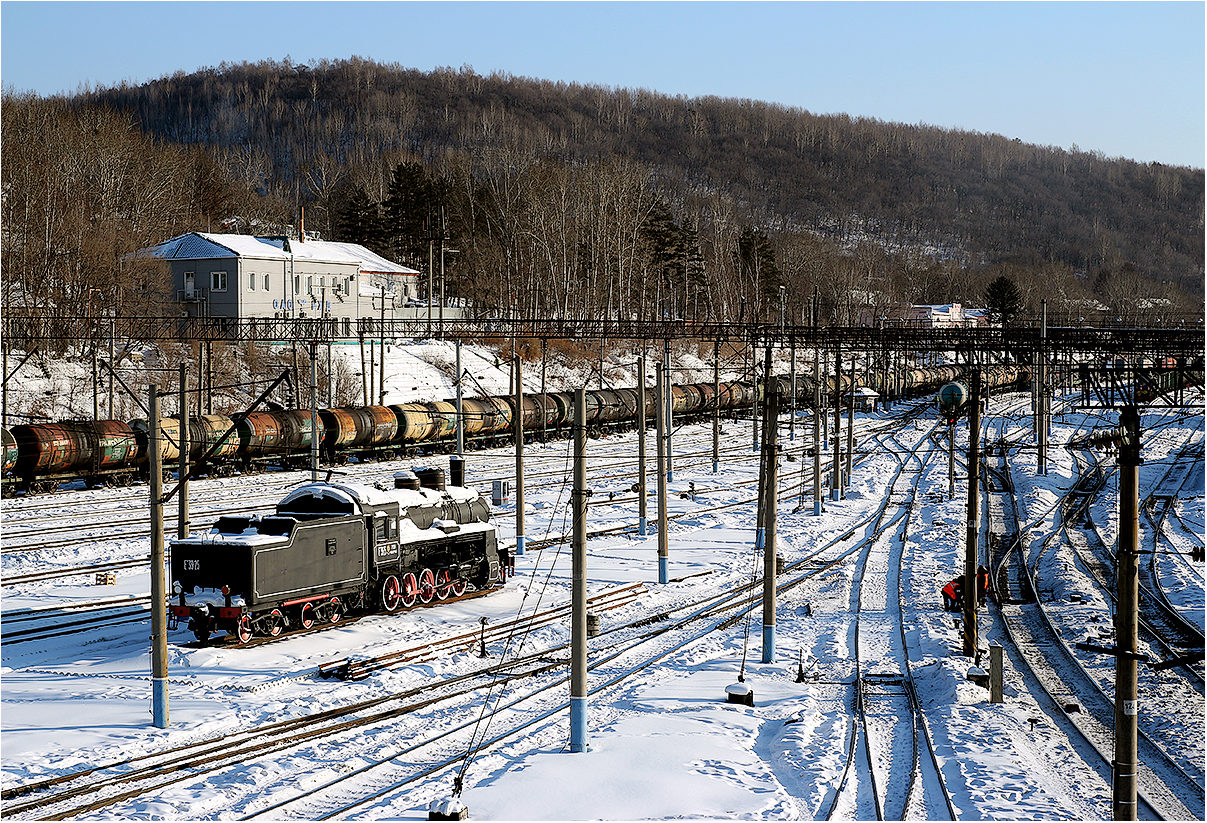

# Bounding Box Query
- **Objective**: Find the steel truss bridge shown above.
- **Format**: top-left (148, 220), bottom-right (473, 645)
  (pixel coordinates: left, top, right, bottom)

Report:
top-left (3, 314), bottom-right (1203, 359)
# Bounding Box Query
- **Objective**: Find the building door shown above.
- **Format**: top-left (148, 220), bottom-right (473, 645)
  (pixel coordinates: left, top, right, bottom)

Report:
top-left (184, 271), bottom-right (195, 297)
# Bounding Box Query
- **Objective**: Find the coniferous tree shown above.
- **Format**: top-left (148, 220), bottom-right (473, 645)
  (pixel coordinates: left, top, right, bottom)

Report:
top-left (984, 275), bottom-right (1024, 326)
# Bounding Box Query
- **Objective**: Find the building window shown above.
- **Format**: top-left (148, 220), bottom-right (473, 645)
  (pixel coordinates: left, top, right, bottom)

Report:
top-left (263, 274), bottom-right (269, 290)
top-left (294, 275), bottom-right (300, 293)
top-left (248, 273), bottom-right (256, 291)
top-left (307, 276), bottom-right (313, 294)
top-left (210, 271), bottom-right (227, 292)
top-left (319, 276), bottom-right (326, 288)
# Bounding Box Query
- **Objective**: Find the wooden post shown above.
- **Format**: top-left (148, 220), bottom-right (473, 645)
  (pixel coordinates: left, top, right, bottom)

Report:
top-left (637, 358), bottom-right (648, 536)
top-left (713, 339), bottom-right (720, 473)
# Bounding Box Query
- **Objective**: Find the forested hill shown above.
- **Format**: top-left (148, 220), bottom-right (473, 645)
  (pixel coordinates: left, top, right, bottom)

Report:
top-left (5, 58), bottom-right (1201, 329)
top-left (80, 59), bottom-right (1202, 283)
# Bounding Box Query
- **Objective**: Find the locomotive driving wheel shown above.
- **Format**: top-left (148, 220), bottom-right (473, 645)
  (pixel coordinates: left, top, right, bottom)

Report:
top-left (434, 569), bottom-right (453, 600)
top-left (400, 573), bottom-right (419, 608)
top-left (450, 576), bottom-right (468, 597)
top-left (300, 602), bottom-right (316, 629)
top-left (236, 614), bottom-right (254, 645)
top-left (327, 596), bottom-right (343, 623)
top-left (267, 608), bottom-right (285, 637)
top-left (417, 568), bottom-right (436, 604)
top-left (381, 575), bottom-right (403, 613)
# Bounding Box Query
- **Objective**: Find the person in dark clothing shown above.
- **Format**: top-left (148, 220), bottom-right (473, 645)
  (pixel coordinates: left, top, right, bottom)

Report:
top-left (977, 564), bottom-right (992, 605)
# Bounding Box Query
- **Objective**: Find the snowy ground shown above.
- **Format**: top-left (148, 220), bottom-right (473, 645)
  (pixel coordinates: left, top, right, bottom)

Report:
top-left (1, 357), bottom-right (1203, 820)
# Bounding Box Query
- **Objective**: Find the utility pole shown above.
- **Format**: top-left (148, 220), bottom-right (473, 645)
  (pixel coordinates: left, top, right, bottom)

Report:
top-left (310, 343), bottom-right (319, 481)
top-left (378, 284), bottom-right (387, 404)
top-left (540, 338), bottom-right (548, 443)
top-left (751, 345), bottom-right (760, 453)
top-left (789, 336), bottom-right (796, 441)
top-left (108, 318), bottom-right (115, 419)
top-left (177, 364), bottom-right (190, 539)
top-left (948, 419), bottom-right (957, 500)
top-left (514, 355), bottom-right (525, 557)
top-left (664, 339), bottom-right (673, 482)
top-left (1038, 300), bottom-right (1049, 475)
top-left (963, 369), bottom-right (981, 657)
top-left (656, 362), bottom-right (669, 583)
top-left (204, 341), bottom-right (212, 414)
top-left (456, 342), bottom-right (465, 456)
top-left (359, 333), bottom-right (368, 406)
top-left (713, 339), bottom-right (720, 473)
top-left (813, 345), bottom-right (822, 516)
top-left (637, 358), bottom-right (648, 536)
top-left (148, 385), bottom-right (169, 728)
top-left (845, 353), bottom-right (855, 493)
top-left (569, 388), bottom-right (589, 753)
top-left (1113, 405), bottom-right (1141, 821)
top-left (832, 347), bottom-right (842, 501)
top-left (761, 369), bottom-right (779, 663)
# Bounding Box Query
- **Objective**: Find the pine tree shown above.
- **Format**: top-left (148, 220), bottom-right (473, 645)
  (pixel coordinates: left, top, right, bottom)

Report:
top-left (984, 275), bottom-right (1024, 326)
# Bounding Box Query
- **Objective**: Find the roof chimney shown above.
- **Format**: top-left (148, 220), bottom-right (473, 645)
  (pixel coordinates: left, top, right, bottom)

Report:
top-left (299, 207), bottom-right (305, 243)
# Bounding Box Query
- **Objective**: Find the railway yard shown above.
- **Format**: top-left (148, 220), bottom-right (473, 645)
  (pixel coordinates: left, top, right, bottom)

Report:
top-left (1, 376), bottom-right (1203, 820)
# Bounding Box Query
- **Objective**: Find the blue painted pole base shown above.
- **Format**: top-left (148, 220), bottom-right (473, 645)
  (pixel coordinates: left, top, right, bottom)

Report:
top-left (570, 695), bottom-right (589, 752)
top-left (713, 461), bottom-right (719, 474)
top-left (755, 526), bottom-right (765, 552)
top-left (658, 555), bottom-right (668, 584)
top-left (762, 624), bottom-right (776, 664)
top-left (667, 471), bottom-right (674, 483)
top-left (813, 500), bottom-right (823, 517)
top-left (638, 516), bottom-right (647, 536)
top-left (516, 535), bottom-right (526, 556)
top-left (152, 677), bottom-right (169, 728)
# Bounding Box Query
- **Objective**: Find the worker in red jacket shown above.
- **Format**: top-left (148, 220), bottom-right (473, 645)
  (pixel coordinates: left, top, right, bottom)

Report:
top-left (941, 575), bottom-right (964, 611)
top-left (977, 564), bottom-right (992, 605)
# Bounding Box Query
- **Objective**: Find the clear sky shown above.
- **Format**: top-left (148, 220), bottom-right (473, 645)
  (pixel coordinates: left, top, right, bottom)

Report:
top-left (1, 1), bottom-right (1202, 167)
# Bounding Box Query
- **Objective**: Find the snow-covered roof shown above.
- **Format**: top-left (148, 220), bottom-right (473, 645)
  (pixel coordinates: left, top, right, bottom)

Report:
top-left (143, 233), bottom-right (419, 274)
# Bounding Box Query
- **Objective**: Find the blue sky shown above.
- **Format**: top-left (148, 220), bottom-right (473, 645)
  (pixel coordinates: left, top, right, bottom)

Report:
top-left (2, 1), bottom-right (1202, 167)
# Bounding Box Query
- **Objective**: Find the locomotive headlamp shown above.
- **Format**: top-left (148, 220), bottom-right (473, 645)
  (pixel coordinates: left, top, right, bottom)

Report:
top-left (221, 584), bottom-right (231, 596)
top-left (172, 580), bottom-right (182, 594)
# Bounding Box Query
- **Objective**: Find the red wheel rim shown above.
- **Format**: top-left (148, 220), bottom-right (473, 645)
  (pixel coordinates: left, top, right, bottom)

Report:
top-left (300, 602), bottom-right (315, 629)
top-left (435, 569), bottom-right (452, 601)
top-left (451, 578), bottom-right (468, 597)
top-left (328, 597), bottom-right (342, 623)
top-left (382, 575), bottom-right (402, 613)
top-left (237, 614), bottom-right (253, 644)
top-left (401, 573), bottom-right (419, 608)
top-left (418, 568), bottom-right (436, 604)
top-left (268, 609), bottom-right (284, 636)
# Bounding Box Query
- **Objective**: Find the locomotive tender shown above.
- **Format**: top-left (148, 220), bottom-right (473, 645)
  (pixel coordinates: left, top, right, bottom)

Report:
top-left (168, 472), bottom-right (502, 644)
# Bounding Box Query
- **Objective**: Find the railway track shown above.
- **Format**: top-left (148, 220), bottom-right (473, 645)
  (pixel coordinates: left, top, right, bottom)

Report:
top-left (991, 421), bottom-right (1203, 821)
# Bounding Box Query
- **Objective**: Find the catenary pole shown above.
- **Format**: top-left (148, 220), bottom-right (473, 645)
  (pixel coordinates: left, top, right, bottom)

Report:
top-left (1113, 405), bottom-right (1141, 821)
top-left (832, 347), bottom-right (842, 501)
top-left (813, 345), bottom-right (822, 516)
top-left (569, 388), bottom-right (589, 753)
top-left (310, 342), bottom-right (319, 481)
top-left (664, 339), bottom-right (673, 482)
top-left (379, 285), bottom-right (386, 404)
top-left (845, 352), bottom-right (855, 493)
top-left (963, 368), bottom-right (982, 657)
top-left (148, 386), bottom-right (169, 728)
top-left (637, 358), bottom-right (648, 536)
top-left (713, 339), bottom-right (720, 473)
top-left (177, 364), bottom-right (190, 539)
top-left (514, 355), bottom-right (525, 557)
top-left (456, 342), bottom-right (465, 456)
top-left (656, 362), bottom-right (669, 583)
top-left (761, 357), bottom-right (779, 663)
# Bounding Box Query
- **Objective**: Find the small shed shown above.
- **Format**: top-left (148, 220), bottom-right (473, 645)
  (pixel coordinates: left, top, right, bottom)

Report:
top-left (850, 387), bottom-right (880, 412)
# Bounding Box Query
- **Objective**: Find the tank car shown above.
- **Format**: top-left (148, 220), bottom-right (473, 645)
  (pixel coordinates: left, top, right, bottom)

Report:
top-left (11, 420), bottom-right (140, 489)
top-left (168, 474), bottom-right (502, 644)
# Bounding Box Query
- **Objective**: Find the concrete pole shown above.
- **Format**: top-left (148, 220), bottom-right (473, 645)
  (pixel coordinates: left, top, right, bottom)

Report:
top-left (751, 345), bottom-right (760, 453)
top-left (92, 342), bottom-right (99, 421)
top-left (948, 421), bottom-right (956, 500)
top-left (963, 369), bottom-right (981, 657)
top-left (359, 333), bottom-right (368, 406)
top-left (177, 364), bottom-right (190, 539)
top-left (148, 386), bottom-right (169, 728)
top-left (204, 341), bottom-right (212, 414)
top-left (456, 342), bottom-right (465, 457)
top-left (713, 339), bottom-right (720, 473)
top-left (108, 319), bottom-right (115, 419)
top-left (1038, 300), bottom-right (1049, 475)
top-left (569, 388), bottom-right (589, 753)
top-left (813, 346), bottom-right (822, 516)
top-left (310, 343), bottom-right (319, 481)
top-left (832, 347), bottom-right (842, 501)
top-left (514, 355), bottom-right (525, 557)
top-left (761, 380), bottom-right (780, 663)
top-left (637, 358), bottom-right (648, 536)
top-left (378, 285), bottom-right (386, 404)
top-left (789, 336), bottom-right (796, 441)
top-left (664, 339), bottom-right (674, 482)
top-left (540, 338), bottom-right (548, 443)
top-left (1113, 405), bottom-right (1141, 821)
top-left (656, 362), bottom-right (669, 583)
top-left (845, 352), bottom-right (855, 494)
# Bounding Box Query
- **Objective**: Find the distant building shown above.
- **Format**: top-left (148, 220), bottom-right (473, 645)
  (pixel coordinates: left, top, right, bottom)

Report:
top-left (900, 303), bottom-right (983, 328)
top-left (143, 233), bottom-right (422, 327)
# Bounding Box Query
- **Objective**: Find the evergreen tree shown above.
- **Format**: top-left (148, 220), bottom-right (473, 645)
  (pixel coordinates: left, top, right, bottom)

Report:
top-left (381, 162), bottom-right (437, 268)
top-left (331, 185), bottom-right (383, 251)
top-left (984, 275), bottom-right (1024, 325)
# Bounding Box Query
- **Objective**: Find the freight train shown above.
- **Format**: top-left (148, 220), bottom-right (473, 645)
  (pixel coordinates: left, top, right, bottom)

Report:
top-left (1, 363), bottom-right (1009, 495)
top-left (168, 470), bottom-right (502, 644)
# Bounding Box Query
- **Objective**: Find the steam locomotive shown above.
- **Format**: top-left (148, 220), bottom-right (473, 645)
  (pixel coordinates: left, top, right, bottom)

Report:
top-left (167, 470), bottom-right (502, 644)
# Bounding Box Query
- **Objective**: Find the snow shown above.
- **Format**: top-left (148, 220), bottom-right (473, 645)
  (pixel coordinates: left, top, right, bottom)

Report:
top-left (1, 349), bottom-right (1202, 820)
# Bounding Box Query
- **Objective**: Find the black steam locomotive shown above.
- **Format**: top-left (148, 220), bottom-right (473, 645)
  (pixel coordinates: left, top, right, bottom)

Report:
top-left (168, 471), bottom-right (502, 644)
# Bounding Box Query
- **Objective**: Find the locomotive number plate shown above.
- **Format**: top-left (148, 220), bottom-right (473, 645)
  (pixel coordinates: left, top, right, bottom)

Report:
top-left (184, 559), bottom-right (200, 571)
